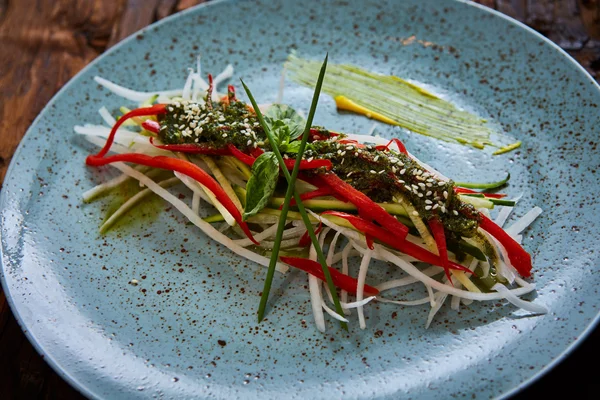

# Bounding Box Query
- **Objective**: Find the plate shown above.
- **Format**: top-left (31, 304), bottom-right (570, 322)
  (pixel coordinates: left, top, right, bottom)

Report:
top-left (2, 0), bottom-right (599, 398)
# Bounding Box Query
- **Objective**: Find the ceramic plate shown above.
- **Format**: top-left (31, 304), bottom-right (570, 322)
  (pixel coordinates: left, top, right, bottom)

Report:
top-left (2, 0), bottom-right (599, 398)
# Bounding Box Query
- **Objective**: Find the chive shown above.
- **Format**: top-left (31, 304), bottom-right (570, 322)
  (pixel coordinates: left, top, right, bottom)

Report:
top-left (455, 173), bottom-right (510, 189)
top-left (242, 54), bottom-right (347, 328)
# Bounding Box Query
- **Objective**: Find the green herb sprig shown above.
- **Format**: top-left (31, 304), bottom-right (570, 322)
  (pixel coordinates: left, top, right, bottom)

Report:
top-left (241, 54), bottom-right (347, 328)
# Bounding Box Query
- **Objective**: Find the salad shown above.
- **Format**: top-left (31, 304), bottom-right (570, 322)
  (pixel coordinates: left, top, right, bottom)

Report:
top-left (78, 57), bottom-right (546, 331)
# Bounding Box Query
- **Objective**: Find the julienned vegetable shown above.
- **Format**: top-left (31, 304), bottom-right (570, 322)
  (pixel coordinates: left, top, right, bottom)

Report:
top-left (78, 60), bottom-right (546, 332)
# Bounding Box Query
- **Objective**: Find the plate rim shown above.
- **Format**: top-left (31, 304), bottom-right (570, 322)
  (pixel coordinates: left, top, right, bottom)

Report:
top-left (1, 1), bottom-right (599, 399)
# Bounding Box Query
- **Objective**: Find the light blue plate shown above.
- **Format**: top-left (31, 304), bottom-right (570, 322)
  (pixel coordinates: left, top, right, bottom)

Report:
top-left (2, 0), bottom-right (599, 398)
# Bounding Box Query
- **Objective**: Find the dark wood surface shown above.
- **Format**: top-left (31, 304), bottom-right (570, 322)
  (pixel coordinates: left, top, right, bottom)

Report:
top-left (0, 0), bottom-right (598, 398)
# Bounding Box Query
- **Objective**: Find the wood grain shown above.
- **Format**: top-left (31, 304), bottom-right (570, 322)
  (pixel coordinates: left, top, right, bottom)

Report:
top-left (0, 0), bottom-right (598, 398)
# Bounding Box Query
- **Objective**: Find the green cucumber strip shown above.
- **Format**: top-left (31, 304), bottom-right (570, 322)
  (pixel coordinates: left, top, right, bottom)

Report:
top-left (455, 173), bottom-right (510, 189)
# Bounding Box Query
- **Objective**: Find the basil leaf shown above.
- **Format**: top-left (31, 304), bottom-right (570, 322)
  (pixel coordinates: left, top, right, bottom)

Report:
top-left (279, 140), bottom-right (302, 153)
top-left (269, 119), bottom-right (291, 147)
top-left (243, 152), bottom-right (280, 220)
top-left (265, 104), bottom-right (306, 140)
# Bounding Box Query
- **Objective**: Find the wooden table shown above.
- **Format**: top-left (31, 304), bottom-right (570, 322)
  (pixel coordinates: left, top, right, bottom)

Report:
top-left (1, 1), bottom-right (599, 398)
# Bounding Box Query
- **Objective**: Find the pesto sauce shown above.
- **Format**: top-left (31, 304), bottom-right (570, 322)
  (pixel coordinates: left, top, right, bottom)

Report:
top-left (157, 100), bottom-right (480, 237)
top-left (158, 100), bottom-right (268, 151)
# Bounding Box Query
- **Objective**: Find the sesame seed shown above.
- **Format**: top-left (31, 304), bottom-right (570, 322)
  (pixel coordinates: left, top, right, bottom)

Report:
top-left (398, 179), bottom-right (405, 184)
top-left (337, 150), bottom-right (342, 155)
top-left (418, 182), bottom-right (426, 189)
top-left (378, 170), bottom-right (385, 174)
top-left (392, 166), bottom-right (397, 173)
top-left (453, 210), bottom-right (459, 216)
top-left (441, 206), bottom-right (446, 213)
top-left (346, 145), bottom-right (354, 150)
top-left (425, 200), bottom-right (432, 205)
top-left (426, 183), bottom-right (433, 187)
top-left (370, 170), bottom-right (377, 174)
top-left (443, 191), bottom-right (448, 199)
top-left (307, 157), bottom-right (314, 162)
top-left (222, 133), bottom-right (228, 138)
top-left (341, 158), bottom-right (345, 164)
top-left (341, 151), bottom-right (346, 156)
top-left (412, 211), bottom-right (419, 216)
top-left (425, 205), bottom-right (432, 210)
top-left (417, 193), bottom-right (423, 198)
top-left (374, 155), bottom-right (380, 162)
top-left (399, 169), bottom-right (406, 175)
top-left (347, 171), bottom-right (354, 177)
top-left (438, 182), bottom-right (446, 186)
top-left (426, 191), bottom-right (432, 196)
top-left (247, 139), bottom-right (252, 146)
top-left (432, 204), bottom-right (439, 210)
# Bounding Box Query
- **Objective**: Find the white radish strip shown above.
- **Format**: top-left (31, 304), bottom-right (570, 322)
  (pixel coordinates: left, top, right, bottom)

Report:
top-left (74, 124), bottom-right (137, 139)
top-left (213, 64), bottom-right (234, 90)
top-left (450, 290), bottom-right (462, 311)
top-left (497, 259), bottom-right (517, 285)
top-left (192, 192), bottom-right (201, 215)
top-left (426, 285), bottom-right (436, 308)
top-left (84, 135), bottom-right (132, 155)
top-left (182, 69), bottom-right (195, 100)
top-left (426, 291), bottom-right (449, 329)
top-left (320, 301), bottom-right (350, 323)
top-left (376, 297), bottom-right (430, 306)
top-left (514, 276), bottom-right (535, 290)
top-left (308, 243), bottom-right (326, 332)
top-left (174, 171), bottom-right (235, 226)
top-left (192, 56), bottom-right (203, 102)
top-left (326, 231), bottom-right (342, 266)
top-left (340, 242), bottom-right (353, 315)
top-left (110, 162), bottom-right (288, 273)
top-left (233, 224), bottom-right (278, 246)
top-left (505, 206), bottom-right (543, 236)
top-left (343, 296), bottom-right (376, 309)
top-left (82, 165), bottom-right (150, 202)
top-left (173, 172), bottom-right (214, 204)
top-left (495, 194), bottom-right (522, 227)
top-left (376, 266), bottom-right (443, 292)
top-left (100, 177), bottom-right (180, 233)
top-left (330, 248), bottom-right (361, 265)
top-left (355, 246), bottom-right (373, 329)
top-left (99, 106), bottom-right (116, 126)
top-left (372, 246), bottom-right (535, 301)
top-left (94, 76), bottom-right (182, 102)
top-left (367, 122), bottom-right (378, 136)
top-left (492, 283), bottom-right (547, 314)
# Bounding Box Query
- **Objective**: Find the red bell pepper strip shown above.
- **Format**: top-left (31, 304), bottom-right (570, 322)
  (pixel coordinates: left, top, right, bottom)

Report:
top-left (428, 218), bottom-right (452, 283)
top-left (95, 104), bottom-right (167, 158)
top-left (141, 120), bottom-right (160, 134)
top-left (479, 214), bottom-right (532, 277)
top-left (227, 84), bottom-right (237, 102)
top-left (227, 144), bottom-right (258, 165)
top-left (280, 256), bottom-right (379, 296)
top-left (454, 187), bottom-right (506, 199)
top-left (321, 211), bottom-right (473, 274)
top-left (150, 137), bottom-right (231, 155)
top-left (298, 221), bottom-right (323, 247)
top-left (317, 173), bottom-right (409, 241)
top-left (229, 145), bottom-right (333, 170)
top-left (86, 152), bottom-right (258, 245)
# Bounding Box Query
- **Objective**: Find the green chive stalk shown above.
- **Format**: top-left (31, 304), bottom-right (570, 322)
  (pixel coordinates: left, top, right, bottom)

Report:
top-left (242, 54), bottom-right (347, 328)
